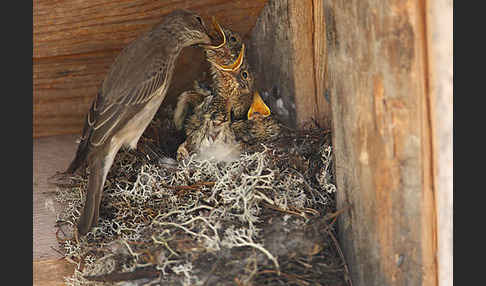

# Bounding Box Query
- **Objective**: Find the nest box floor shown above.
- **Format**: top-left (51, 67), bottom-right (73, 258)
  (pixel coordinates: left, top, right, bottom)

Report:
top-left (33, 134), bottom-right (80, 285)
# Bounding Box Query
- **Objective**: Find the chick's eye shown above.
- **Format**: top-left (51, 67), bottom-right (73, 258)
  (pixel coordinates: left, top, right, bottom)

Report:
top-left (195, 16), bottom-right (203, 25)
top-left (241, 71), bottom-right (248, 79)
top-left (229, 36), bottom-right (237, 43)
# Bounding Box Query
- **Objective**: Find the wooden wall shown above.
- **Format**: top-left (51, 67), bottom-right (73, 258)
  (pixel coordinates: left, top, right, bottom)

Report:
top-left (247, 1), bottom-right (450, 283)
top-left (33, 0), bottom-right (268, 138)
top-left (247, 0), bottom-right (331, 129)
top-left (426, 0), bottom-right (453, 285)
top-left (321, 0), bottom-right (451, 285)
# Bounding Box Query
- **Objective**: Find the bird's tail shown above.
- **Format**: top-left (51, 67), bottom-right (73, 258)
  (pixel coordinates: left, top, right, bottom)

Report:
top-left (77, 153), bottom-right (111, 235)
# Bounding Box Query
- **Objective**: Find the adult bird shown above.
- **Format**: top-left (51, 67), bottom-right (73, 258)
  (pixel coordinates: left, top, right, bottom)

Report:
top-left (65, 10), bottom-right (212, 235)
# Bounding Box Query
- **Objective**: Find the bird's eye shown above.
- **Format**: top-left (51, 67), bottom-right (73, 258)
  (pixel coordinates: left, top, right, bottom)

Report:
top-left (195, 16), bottom-right (203, 25)
top-left (241, 71), bottom-right (248, 79)
top-left (229, 36), bottom-right (237, 43)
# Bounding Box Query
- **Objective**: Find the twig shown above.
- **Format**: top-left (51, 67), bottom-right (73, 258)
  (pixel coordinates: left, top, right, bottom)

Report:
top-left (323, 204), bottom-right (352, 222)
top-left (301, 207), bottom-right (320, 216)
top-left (321, 204), bottom-right (352, 234)
top-left (151, 234), bottom-right (179, 257)
top-left (162, 181), bottom-right (215, 190)
top-left (326, 227), bottom-right (353, 286)
top-left (261, 202), bottom-right (307, 220)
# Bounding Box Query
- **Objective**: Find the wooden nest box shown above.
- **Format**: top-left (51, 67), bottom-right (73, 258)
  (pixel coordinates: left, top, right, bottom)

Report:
top-left (34, 0), bottom-right (452, 285)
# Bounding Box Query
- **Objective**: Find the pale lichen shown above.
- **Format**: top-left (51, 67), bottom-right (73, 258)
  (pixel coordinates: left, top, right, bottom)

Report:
top-left (54, 124), bottom-right (339, 286)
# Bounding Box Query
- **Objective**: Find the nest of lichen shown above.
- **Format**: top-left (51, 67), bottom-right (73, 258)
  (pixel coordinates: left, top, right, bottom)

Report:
top-left (52, 107), bottom-right (349, 286)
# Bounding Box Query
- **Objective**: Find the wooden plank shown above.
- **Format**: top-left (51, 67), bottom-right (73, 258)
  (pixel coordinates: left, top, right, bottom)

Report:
top-left (246, 0), bottom-right (332, 129)
top-left (33, 0), bottom-right (267, 59)
top-left (33, 259), bottom-right (76, 286)
top-left (324, 0), bottom-right (438, 285)
top-left (34, 135), bottom-right (81, 285)
top-left (34, 134), bottom-right (79, 260)
top-left (33, 0), bottom-right (268, 138)
top-left (287, 0), bottom-right (320, 126)
top-left (33, 50), bottom-right (117, 138)
top-left (426, 0), bottom-right (453, 285)
top-left (311, 0), bottom-right (332, 128)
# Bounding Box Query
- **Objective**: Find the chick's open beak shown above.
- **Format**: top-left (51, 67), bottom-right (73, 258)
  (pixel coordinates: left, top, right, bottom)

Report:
top-left (247, 91), bottom-right (271, 119)
top-left (200, 16), bottom-right (226, 49)
top-left (210, 44), bottom-right (245, 72)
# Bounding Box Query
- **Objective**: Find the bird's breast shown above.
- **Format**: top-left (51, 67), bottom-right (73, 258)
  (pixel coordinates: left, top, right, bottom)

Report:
top-left (112, 89), bottom-right (166, 150)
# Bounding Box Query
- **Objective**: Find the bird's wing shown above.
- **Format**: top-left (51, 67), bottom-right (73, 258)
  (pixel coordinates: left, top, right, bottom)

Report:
top-left (84, 25), bottom-right (181, 147)
top-left (87, 70), bottom-right (171, 147)
top-left (102, 30), bottom-right (175, 105)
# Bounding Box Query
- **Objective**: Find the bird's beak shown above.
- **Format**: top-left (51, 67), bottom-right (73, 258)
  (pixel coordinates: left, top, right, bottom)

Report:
top-left (247, 91), bottom-right (271, 119)
top-left (209, 44), bottom-right (245, 72)
top-left (200, 16), bottom-right (226, 49)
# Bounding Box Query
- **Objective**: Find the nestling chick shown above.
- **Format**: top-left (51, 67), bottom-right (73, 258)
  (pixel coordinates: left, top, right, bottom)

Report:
top-left (232, 95), bottom-right (282, 146)
top-left (175, 43), bottom-right (249, 161)
top-left (174, 20), bottom-right (282, 161)
top-left (173, 19), bottom-right (250, 131)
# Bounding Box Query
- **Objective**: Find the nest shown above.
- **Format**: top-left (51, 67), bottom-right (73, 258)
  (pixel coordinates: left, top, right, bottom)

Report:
top-left (52, 107), bottom-right (350, 286)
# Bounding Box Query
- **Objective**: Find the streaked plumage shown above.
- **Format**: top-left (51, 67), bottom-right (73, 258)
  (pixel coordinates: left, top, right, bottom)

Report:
top-left (65, 10), bottom-right (212, 235)
top-left (232, 113), bottom-right (282, 145)
top-left (173, 23), bottom-right (248, 131)
top-left (174, 21), bottom-right (280, 161)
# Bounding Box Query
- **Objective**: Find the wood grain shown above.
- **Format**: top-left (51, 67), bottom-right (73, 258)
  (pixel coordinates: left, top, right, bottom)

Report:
top-left (33, 0), bottom-right (267, 59)
top-left (34, 134), bottom-right (79, 260)
top-left (311, 0), bottom-right (332, 127)
top-left (324, 0), bottom-right (438, 285)
top-left (426, 0), bottom-right (453, 285)
top-left (247, 0), bottom-right (332, 129)
top-left (288, 0), bottom-right (331, 127)
top-left (33, 259), bottom-right (76, 286)
top-left (287, 0), bottom-right (318, 125)
top-left (33, 0), bottom-right (268, 138)
top-left (33, 135), bottom-right (80, 285)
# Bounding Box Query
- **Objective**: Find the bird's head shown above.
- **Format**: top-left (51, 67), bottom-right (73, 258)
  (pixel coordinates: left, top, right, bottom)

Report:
top-left (213, 55), bottom-right (271, 122)
top-left (161, 10), bottom-right (212, 47)
top-left (201, 17), bottom-right (244, 67)
top-left (199, 18), bottom-right (272, 121)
